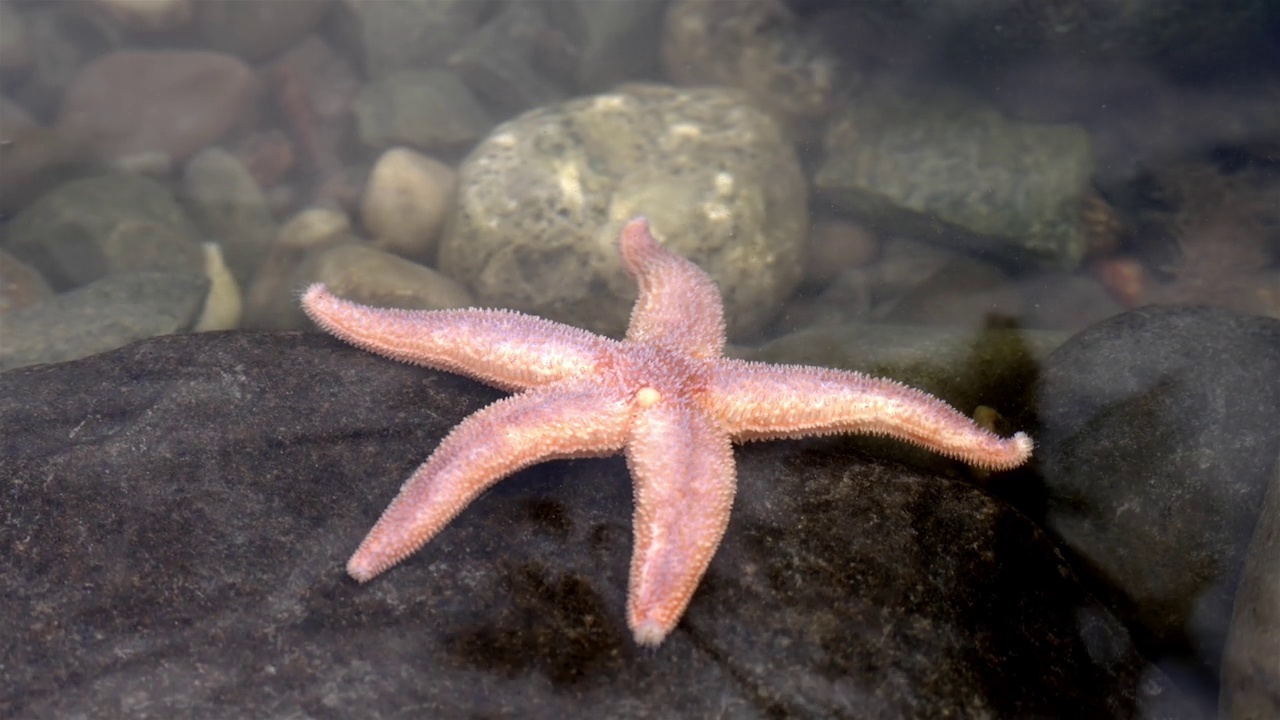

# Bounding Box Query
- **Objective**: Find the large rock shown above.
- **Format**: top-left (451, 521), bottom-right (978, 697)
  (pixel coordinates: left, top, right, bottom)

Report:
top-left (1037, 306), bottom-right (1280, 682)
top-left (816, 82), bottom-right (1094, 270)
top-left (0, 332), bottom-right (1201, 718)
top-left (438, 83), bottom-right (809, 340)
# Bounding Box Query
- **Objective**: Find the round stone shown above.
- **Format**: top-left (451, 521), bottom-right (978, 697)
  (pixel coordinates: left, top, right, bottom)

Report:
top-left (438, 83), bottom-right (808, 340)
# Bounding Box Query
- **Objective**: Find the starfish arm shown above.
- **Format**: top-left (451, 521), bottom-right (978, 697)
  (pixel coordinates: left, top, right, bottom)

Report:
top-left (302, 284), bottom-right (615, 390)
top-left (624, 400), bottom-right (736, 646)
top-left (709, 359), bottom-right (1034, 471)
top-left (619, 217), bottom-right (726, 359)
top-left (347, 382), bottom-right (632, 582)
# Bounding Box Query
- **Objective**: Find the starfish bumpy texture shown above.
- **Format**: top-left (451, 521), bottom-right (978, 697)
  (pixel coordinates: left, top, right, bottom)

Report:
top-left (302, 217), bottom-right (1033, 646)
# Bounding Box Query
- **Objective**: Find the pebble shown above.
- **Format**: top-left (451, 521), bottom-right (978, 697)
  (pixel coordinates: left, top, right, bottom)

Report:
top-left (361, 147), bottom-right (456, 261)
top-left (242, 209), bottom-right (354, 330)
top-left (300, 243), bottom-right (473, 313)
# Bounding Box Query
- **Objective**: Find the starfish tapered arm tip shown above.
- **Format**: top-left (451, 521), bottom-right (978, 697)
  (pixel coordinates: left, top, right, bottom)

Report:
top-left (306, 215), bottom-right (1035, 647)
top-left (631, 619), bottom-right (671, 647)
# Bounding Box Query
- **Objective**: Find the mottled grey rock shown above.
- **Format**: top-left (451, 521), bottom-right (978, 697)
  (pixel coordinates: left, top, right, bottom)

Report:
top-left (353, 69), bottom-right (493, 153)
top-left (3, 173), bottom-right (203, 290)
top-left (438, 83), bottom-right (808, 340)
top-left (0, 271), bottom-right (208, 370)
top-left (662, 0), bottom-right (839, 138)
top-left (815, 82), bottom-right (1094, 270)
top-left (1221, 448), bottom-right (1280, 720)
top-left (1037, 306), bottom-right (1280, 680)
top-left (181, 148), bottom-right (278, 290)
top-left (0, 331), bottom-right (1202, 718)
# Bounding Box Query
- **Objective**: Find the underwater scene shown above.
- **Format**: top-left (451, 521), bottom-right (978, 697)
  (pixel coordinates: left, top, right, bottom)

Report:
top-left (1, 1), bottom-right (1278, 718)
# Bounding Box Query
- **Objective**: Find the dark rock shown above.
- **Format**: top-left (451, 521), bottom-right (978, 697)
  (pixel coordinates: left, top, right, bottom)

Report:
top-left (3, 173), bottom-right (203, 291)
top-left (1, 331), bottom-right (1202, 718)
top-left (1036, 306), bottom-right (1280, 681)
top-left (0, 271), bottom-right (208, 371)
top-left (1220, 447), bottom-right (1280, 720)
top-left (847, 0), bottom-right (1273, 80)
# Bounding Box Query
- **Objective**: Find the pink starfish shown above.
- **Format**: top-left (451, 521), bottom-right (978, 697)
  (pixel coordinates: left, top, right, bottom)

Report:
top-left (302, 217), bottom-right (1033, 646)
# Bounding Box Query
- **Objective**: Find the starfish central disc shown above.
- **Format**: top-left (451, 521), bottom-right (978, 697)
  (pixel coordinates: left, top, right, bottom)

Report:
top-left (301, 215), bottom-right (1033, 647)
top-left (635, 387), bottom-right (662, 408)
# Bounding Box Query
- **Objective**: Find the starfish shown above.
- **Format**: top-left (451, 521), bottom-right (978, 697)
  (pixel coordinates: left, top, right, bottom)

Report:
top-left (302, 217), bottom-right (1032, 646)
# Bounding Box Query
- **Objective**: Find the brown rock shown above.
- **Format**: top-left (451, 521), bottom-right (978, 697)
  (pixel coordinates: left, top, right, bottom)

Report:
top-left (57, 50), bottom-right (255, 163)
